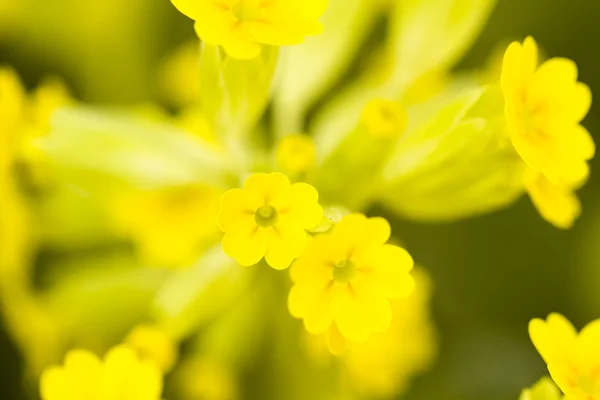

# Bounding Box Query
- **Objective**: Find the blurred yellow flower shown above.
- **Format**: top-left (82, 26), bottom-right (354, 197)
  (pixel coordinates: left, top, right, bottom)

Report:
top-left (520, 377), bottom-right (564, 400)
top-left (501, 36), bottom-right (594, 228)
top-left (276, 134), bottom-right (315, 175)
top-left (173, 358), bottom-right (238, 400)
top-left (170, 0), bottom-right (328, 59)
top-left (112, 185), bottom-right (222, 267)
top-left (361, 99), bottom-right (408, 138)
top-left (40, 345), bottom-right (163, 400)
top-left (125, 325), bottom-right (178, 373)
top-left (529, 313), bottom-right (600, 400)
top-left (288, 213), bottom-right (414, 343)
top-left (218, 173), bottom-right (323, 269)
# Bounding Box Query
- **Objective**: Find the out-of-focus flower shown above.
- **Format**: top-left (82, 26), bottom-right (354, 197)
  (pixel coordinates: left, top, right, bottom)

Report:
top-left (125, 325), bottom-right (178, 373)
top-left (288, 213), bottom-right (414, 344)
top-left (501, 36), bottom-right (594, 228)
top-left (361, 99), bottom-right (408, 138)
top-left (40, 345), bottom-right (163, 400)
top-left (342, 268), bottom-right (436, 398)
top-left (170, 0), bottom-right (328, 59)
top-left (520, 377), bottom-right (564, 400)
top-left (112, 185), bottom-right (222, 267)
top-left (158, 40), bottom-right (201, 108)
top-left (276, 134), bottom-right (316, 176)
top-left (218, 173), bottom-right (323, 269)
top-left (173, 358), bottom-right (239, 400)
top-left (529, 313), bottom-right (600, 400)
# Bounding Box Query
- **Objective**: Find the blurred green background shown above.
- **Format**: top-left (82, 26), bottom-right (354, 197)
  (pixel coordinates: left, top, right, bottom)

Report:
top-left (1, 0), bottom-right (600, 399)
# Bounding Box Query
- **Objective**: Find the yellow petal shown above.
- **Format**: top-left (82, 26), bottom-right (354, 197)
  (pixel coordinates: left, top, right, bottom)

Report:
top-left (290, 236), bottom-right (339, 284)
top-left (282, 182), bottom-right (323, 230)
top-left (221, 224), bottom-right (266, 266)
top-left (333, 214), bottom-right (391, 252)
top-left (244, 173), bottom-right (291, 206)
top-left (529, 313), bottom-right (577, 365)
top-left (218, 188), bottom-right (258, 233)
top-left (357, 244), bottom-right (415, 299)
top-left (40, 367), bottom-right (74, 400)
top-left (525, 171), bottom-right (581, 229)
top-left (334, 288), bottom-right (391, 343)
top-left (264, 224), bottom-right (308, 269)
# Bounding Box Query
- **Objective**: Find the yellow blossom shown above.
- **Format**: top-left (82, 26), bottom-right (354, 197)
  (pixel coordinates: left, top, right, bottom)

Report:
top-left (171, 0), bottom-right (328, 60)
top-left (501, 36), bottom-right (594, 186)
top-left (276, 134), bottom-right (315, 175)
top-left (361, 99), bottom-right (408, 138)
top-left (112, 185), bottom-right (222, 267)
top-left (529, 313), bottom-right (600, 400)
top-left (125, 325), bottom-right (178, 373)
top-left (288, 213), bottom-right (414, 343)
top-left (40, 345), bottom-right (163, 400)
top-left (520, 377), bottom-right (564, 400)
top-left (218, 173), bottom-right (323, 269)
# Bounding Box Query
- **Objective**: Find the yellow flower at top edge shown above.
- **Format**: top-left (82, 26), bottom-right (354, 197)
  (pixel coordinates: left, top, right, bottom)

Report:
top-left (529, 313), bottom-right (600, 400)
top-left (520, 377), bottom-right (564, 400)
top-left (218, 173), bottom-right (323, 270)
top-left (170, 0), bottom-right (328, 60)
top-left (288, 213), bottom-right (414, 344)
top-left (40, 345), bottom-right (163, 400)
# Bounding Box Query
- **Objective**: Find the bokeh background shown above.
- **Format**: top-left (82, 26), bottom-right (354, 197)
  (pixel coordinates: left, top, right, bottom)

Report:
top-left (1, 0), bottom-right (599, 399)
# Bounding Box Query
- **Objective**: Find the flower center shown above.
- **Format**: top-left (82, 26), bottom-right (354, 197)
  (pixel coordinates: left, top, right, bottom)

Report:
top-left (333, 259), bottom-right (358, 283)
top-left (255, 205), bottom-right (278, 227)
top-left (232, 1), bottom-right (260, 22)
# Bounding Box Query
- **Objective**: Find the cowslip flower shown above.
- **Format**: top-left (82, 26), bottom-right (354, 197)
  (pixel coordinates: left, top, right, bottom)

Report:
top-left (276, 134), bottom-right (315, 175)
top-left (529, 313), bottom-right (600, 399)
top-left (520, 377), bottom-right (564, 400)
top-left (501, 36), bottom-right (594, 228)
top-left (361, 99), bottom-right (408, 138)
top-left (288, 213), bottom-right (414, 343)
top-left (126, 325), bottom-right (178, 373)
top-left (40, 345), bottom-right (163, 400)
top-left (218, 172), bottom-right (323, 269)
top-left (170, 0), bottom-right (328, 59)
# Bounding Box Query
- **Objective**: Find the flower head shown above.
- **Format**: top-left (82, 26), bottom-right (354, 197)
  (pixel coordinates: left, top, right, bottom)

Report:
top-left (361, 99), bottom-right (408, 138)
top-left (288, 213), bottom-right (414, 343)
top-left (501, 36), bottom-right (594, 185)
top-left (276, 134), bottom-right (315, 175)
top-left (126, 325), bottom-right (178, 373)
top-left (171, 0), bottom-right (328, 59)
top-left (529, 313), bottom-right (600, 400)
top-left (40, 345), bottom-right (163, 400)
top-left (218, 172), bottom-right (323, 269)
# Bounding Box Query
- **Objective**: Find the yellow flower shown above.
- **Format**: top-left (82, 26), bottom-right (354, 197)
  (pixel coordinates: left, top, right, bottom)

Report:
top-left (520, 377), bottom-right (564, 400)
top-left (288, 213), bottom-right (414, 343)
top-left (529, 313), bottom-right (600, 400)
top-left (40, 345), bottom-right (163, 400)
top-left (125, 325), bottom-right (178, 373)
top-left (501, 36), bottom-right (594, 186)
top-left (361, 99), bottom-right (408, 138)
top-left (276, 134), bottom-right (315, 175)
top-left (112, 185), bottom-right (222, 267)
top-left (170, 0), bottom-right (328, 59)
top-left (218, 173), bottom-right (323, 269)
top-left (524, 168), bottom-right (581, 229)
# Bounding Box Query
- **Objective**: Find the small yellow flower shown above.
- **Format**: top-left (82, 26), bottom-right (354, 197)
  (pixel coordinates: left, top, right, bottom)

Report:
top-left (501, 36), bottom-right (594, 186)
top-left (524, 168), bottom-right (581, 229)
top-left (218, 173), bottom-right (323, 269)
top-left (171, 0), bottom-right (328, 60)
top-left (40, 345), bottom-right (163, 400)
top-left (276, 134), bottom-right (315, 175)
top-left (361, 99), bottom-right (408, 138)
top-left (125, 325), bottom-right (178, 373)
top-left (520, 377), bottom-right (564, 400)
top-left (288, 213), bottom-right (414, 343)
top-left (529, 313), bottom-right (600, 400)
